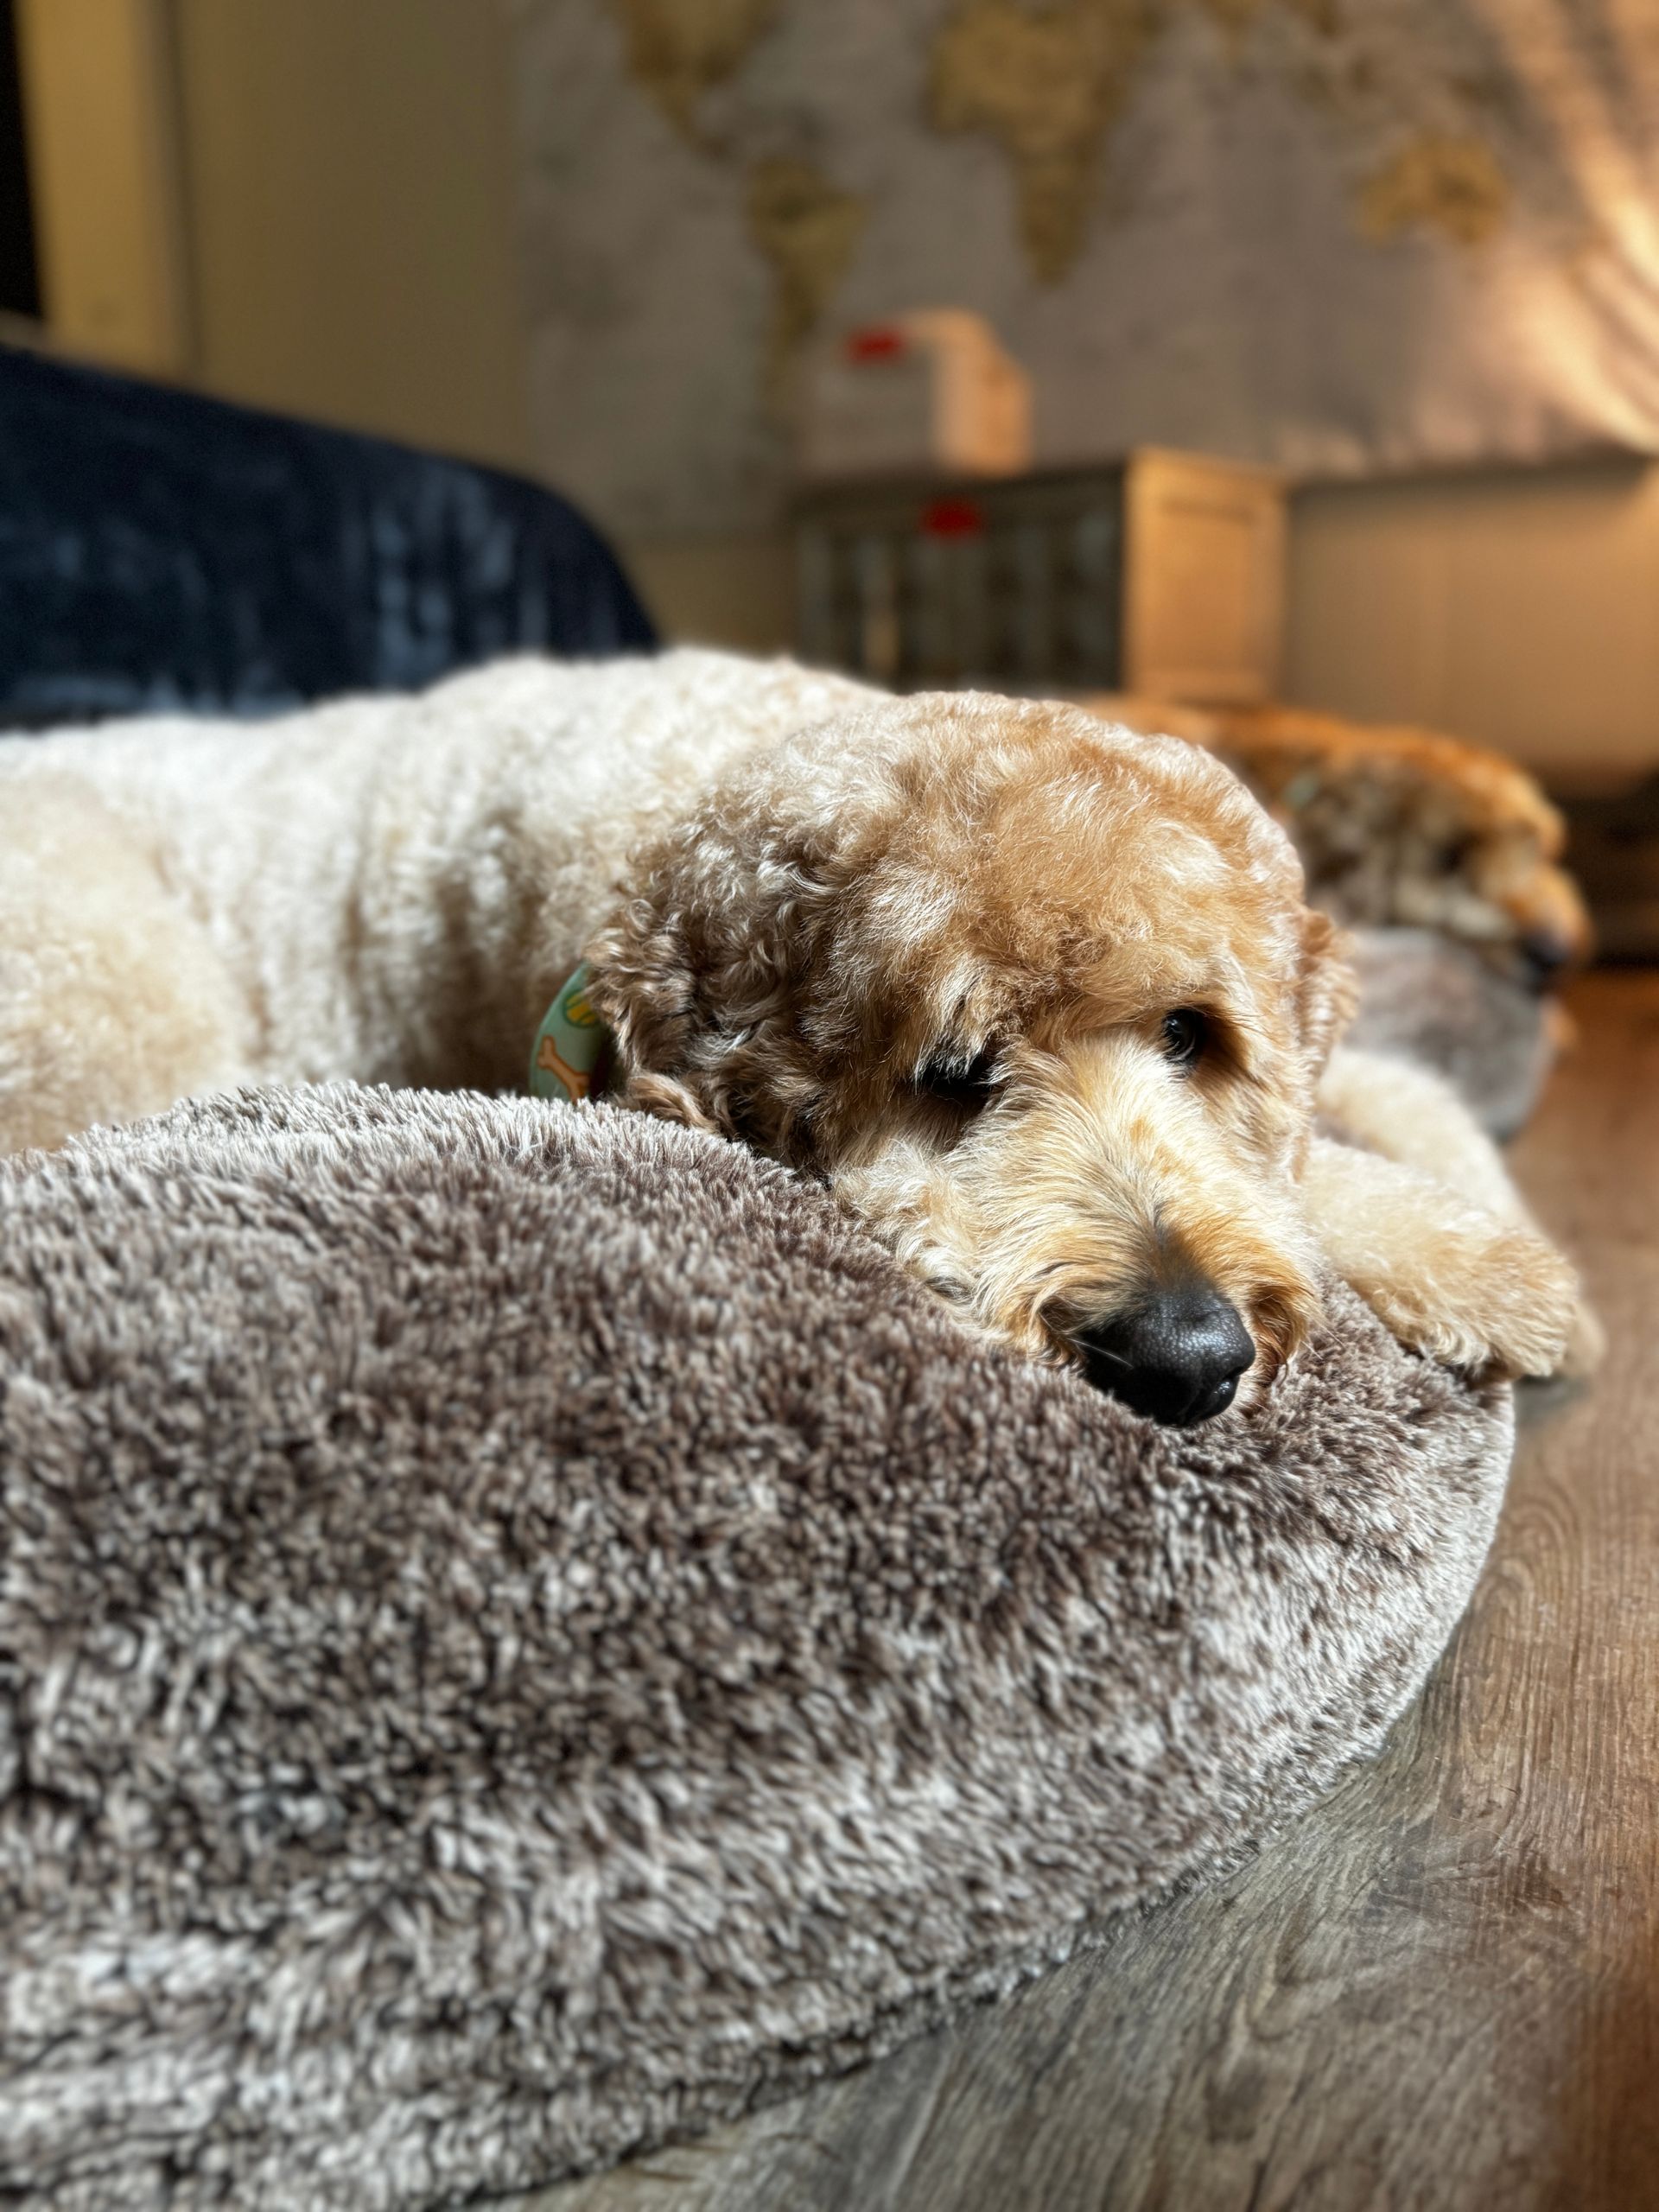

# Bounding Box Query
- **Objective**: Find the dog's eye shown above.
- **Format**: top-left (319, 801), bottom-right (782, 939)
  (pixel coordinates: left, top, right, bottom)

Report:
top-left (916, 1046), bottom-right (998, 1110)
top-left (1161, 1009), bottom-right (1209, 1071)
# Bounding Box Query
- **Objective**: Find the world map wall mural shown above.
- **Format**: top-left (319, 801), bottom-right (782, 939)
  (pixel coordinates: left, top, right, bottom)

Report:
top-left (508, 0), bottom-right (1659, 536)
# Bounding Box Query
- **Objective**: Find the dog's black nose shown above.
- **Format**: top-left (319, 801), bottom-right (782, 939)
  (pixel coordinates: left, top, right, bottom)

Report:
top-left (1519, 924), bottom-right (1577, 990)
top-left (1072, 1285), bottom-right (1255, 1427)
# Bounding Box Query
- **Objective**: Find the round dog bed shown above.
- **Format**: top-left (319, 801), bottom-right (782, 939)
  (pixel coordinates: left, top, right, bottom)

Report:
top-left (0, 1086), bottom-right (1511, 2211)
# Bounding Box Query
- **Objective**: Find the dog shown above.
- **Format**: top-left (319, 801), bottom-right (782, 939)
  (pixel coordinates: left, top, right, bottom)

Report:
top-left (1085, 694), bottom-right (1592, 982)
top-left (0, 648), bottom-right (1592, 1425)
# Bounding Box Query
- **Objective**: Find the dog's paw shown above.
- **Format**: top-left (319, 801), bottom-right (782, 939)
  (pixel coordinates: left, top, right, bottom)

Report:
top-left (1300, 1137), bottom-right (1584, 1382)
top-left (1356, 1216), bottom-right (1580, 1381)
top-left (1558, 1290), bottom-right (1607, 1380)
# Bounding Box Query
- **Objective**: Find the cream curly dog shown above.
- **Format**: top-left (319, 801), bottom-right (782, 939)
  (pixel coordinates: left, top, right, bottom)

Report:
top-left (0, 649), bottom-right (1590, 1425)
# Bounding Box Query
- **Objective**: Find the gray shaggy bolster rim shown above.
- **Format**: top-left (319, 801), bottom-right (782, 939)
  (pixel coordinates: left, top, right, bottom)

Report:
top-left (0, 1085), bottom-right (1511, 2212)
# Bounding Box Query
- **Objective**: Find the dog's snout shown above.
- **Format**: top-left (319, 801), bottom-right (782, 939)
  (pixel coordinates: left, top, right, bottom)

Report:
top-left (1073, 1284), bottom-right (1255, 1427)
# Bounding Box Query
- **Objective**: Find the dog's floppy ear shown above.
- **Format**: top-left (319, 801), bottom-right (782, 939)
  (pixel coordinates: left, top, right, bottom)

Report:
top-left (1296, 906), bottom-right (1357, 1083)
top-left (582, 818), bottom-right (720, 1136)
top-left (584, 799), bottom-right (845, 1157)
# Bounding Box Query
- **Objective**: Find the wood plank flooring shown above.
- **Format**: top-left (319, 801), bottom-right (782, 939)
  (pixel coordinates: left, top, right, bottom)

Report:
top-left (523, 974), bottom-right (1659, 2212)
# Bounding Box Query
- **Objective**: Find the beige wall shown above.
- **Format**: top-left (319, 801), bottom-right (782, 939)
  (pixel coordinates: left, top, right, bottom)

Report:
top-left (169, 0), bottom-right (531, 469)
top-left (15, 0), bottom-right (190, 374)
top-left (621, 535), bottom-right (800, 662)
top-left (1285, 458), bottom-right (1659, 780)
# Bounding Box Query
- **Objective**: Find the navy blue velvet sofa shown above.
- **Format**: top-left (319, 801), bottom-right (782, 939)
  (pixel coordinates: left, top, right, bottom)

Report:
top-left (0, 345), bottom-right (654, 728)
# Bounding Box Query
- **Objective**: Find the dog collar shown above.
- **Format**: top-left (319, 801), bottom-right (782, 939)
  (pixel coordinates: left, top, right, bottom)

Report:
top-left (529, 963), bottom-right (613, 1105)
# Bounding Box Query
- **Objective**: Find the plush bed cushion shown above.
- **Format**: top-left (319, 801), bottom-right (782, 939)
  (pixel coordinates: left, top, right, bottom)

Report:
top-left (0, 1086), bottom-right (1511, 2211)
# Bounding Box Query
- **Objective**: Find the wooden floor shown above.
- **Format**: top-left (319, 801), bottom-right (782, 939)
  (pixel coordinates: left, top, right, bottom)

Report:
top-left (524, 974), bottom-right (1659, 2212)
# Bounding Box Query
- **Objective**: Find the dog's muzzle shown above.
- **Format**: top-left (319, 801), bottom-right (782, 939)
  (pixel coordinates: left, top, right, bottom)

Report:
top-left (1071, 1281), bottom-right (1255, 1427)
